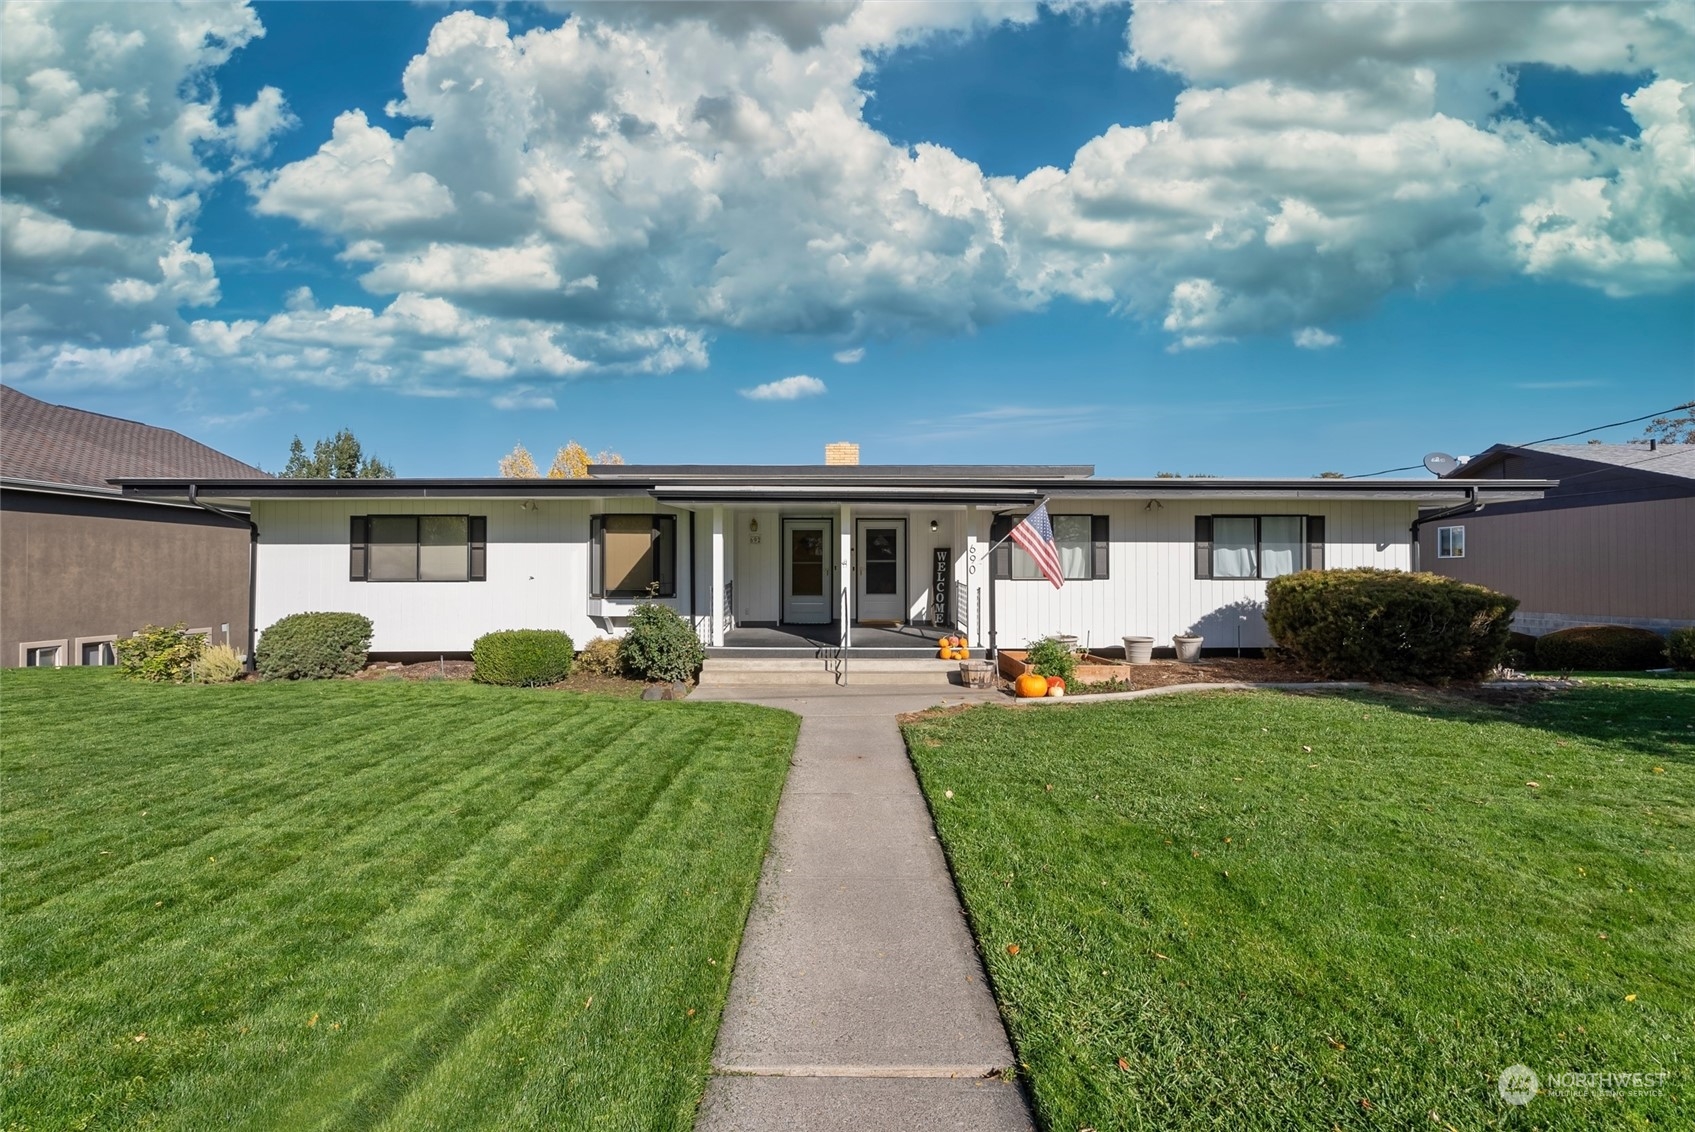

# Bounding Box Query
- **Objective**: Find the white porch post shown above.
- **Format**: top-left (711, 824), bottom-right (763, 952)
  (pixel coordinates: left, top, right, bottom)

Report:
top-left (839, 503), bottom-right (852, 650)
top-left (710, 506), bottom-right (725, 647)
top-left (964, 505), bottom-right (979, 645)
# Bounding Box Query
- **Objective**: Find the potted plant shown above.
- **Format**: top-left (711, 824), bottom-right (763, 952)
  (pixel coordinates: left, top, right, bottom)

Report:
top-left (1122, 635), bottom-right (1154, 664)
top-left (1173, 633), bottom-right (1204, 663)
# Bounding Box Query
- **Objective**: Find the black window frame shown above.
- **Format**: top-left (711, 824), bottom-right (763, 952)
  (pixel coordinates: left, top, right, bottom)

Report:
top-left (1195, 514), bottom-right (1325, 580)
top-left (1436, 525), bottom-right (1465, 559)
top-left (590, 513), bottom-right (678, 599)
top-left (990, 513), bottom-right (1110, 581)
top-left (350, 515), bottom-right (487, 582)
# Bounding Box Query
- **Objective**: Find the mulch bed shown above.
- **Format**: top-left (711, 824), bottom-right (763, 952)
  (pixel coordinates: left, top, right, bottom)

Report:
top-left (354, 660), bottom-right (653, 697)
top-left (1000, 655), bottom-right (1323, 696)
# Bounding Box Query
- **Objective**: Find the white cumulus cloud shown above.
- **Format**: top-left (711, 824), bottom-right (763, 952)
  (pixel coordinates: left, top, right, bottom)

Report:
top-left (741, 374), bottom-right (827, 400)
top-left (833, 347), bottom-right (865, 364)
top-left (1293, 327), bottom-right (1340, 349)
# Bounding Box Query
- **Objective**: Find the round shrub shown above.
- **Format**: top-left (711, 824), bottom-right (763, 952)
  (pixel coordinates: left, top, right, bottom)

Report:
top-left (1264, 568), bottom-right (1517, 683)
top-left (574, 636), bottom-right (624, 677)
top-left (1534, 625), bottom-right (1667, 672)
top-left (472, 629), bottom-right (574, 686)
top-left (115, 623), bottom-right (204, 683)
top-left (256, 612), bottom-right (373, 680)
top-left (619, 604), bottom-right (704, 684)
top-left (1668, 627), bottom-right (1695, 671)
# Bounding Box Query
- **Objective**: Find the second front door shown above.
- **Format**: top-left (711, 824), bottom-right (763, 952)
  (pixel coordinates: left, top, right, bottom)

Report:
top-left (855, 519), bottom-right (905, 623)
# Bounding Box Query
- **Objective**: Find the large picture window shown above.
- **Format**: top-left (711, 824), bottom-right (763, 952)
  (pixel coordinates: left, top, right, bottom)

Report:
top-left (991, 514), bottom-right (1109, 580)
top-left (1195, 515), bottom-right (1325, 580)
top-left (591, 514), bottom-right (677, 598)
top-left (350, 516), bottom-right (487, 582)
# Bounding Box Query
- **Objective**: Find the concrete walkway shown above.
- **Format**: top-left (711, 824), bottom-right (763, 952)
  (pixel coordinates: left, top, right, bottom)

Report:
top-left (691, 685), bottom-right (1033, 1132)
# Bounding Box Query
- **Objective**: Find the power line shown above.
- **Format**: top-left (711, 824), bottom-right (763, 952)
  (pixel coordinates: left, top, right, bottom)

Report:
top-left (1346, 401), bottom-right (1693, 478)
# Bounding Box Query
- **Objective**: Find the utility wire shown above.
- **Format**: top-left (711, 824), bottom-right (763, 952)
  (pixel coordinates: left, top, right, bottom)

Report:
top-left (1346, 401), bottom-right (1693, 478)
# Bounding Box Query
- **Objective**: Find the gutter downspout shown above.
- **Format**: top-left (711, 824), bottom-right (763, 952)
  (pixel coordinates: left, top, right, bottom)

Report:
top-left (1408, 485), bottom-right (1480, 572)
top-left (188, 484), bottom-right (259, 671)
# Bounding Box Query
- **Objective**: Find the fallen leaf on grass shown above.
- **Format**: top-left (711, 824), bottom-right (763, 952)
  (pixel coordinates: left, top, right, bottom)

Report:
top-left (1625, 993), bottom-right (1638, 1002)
top-left (1360, 1098), bottom-right (1374, 1111)
top-left (307, 1013), bottom-right (318, 1028)
top-left (944, 790), bottom-right (954, 799)
top-left (1526, 781), bottom-right (1540, 788)
top-left (1116, 1057), bottom-right (1131, 1072)
top-left (132, 1033), bottom-right (147, 1043)
top-left (1153, 952), bottom-right (1169, 961)
top-left (1302, 745), bottom-right (1313, 753)
top-left (1653, 767), bottom-right (1665, 774)
top-left (1326, 1036), bottom-right (1347, 1050)
top-left (1006, 944), bottom-right (1020, 956)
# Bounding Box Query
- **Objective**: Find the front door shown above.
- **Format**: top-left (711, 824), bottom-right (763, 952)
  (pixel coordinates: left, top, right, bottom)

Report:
top-left (856, 519), bottom-right (905, 623)
top-left (782, 519), bottom-right (833, 624)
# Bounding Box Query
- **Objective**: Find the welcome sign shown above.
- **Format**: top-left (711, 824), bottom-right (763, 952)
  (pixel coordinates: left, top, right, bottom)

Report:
top-left (932, 548), bottom-right (950, 627)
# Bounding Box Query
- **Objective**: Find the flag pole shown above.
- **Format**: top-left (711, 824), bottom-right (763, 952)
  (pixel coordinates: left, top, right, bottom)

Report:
top-left (985, 495), bottom-right (1050, 661)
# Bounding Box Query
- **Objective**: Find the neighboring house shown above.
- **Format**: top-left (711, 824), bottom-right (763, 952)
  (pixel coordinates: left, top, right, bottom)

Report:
top-left (1419, 442), bottom-right (1695, 636)
top-left (1, 386), bottom-right (266, 667)
top-left (117, 447), bottom-right (1548, 659)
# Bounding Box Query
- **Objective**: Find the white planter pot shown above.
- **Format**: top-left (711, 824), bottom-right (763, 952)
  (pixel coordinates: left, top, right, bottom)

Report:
top-left (1174, 635), bottom-right (1204, 663)
top-left (1122, 635), bottom-right (1154, 665)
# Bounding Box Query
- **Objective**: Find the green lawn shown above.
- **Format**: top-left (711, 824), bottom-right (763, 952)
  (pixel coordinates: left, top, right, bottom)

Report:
top-left (2, 669), bottom-right (798, 1131)
top-left (904, 678), bottom-right (1694, 1130)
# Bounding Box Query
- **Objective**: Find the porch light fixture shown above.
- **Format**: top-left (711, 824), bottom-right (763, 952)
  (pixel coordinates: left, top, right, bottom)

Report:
top-left (930, 520), bottom-right (939, 531)
top-left (749, 518), bottom-right (759, 533)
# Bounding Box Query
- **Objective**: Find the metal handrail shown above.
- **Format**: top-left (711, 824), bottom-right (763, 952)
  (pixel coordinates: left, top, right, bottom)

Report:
top-left (838, 584), bottom-right (849, 685)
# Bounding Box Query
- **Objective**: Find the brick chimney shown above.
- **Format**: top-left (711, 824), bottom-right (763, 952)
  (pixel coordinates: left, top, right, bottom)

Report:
top-left (824, 441), bottom-right (860, 466)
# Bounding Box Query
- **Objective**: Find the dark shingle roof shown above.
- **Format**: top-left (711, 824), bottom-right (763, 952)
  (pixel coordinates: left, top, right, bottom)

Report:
top-left (1, 385), bottom-right (267, 491)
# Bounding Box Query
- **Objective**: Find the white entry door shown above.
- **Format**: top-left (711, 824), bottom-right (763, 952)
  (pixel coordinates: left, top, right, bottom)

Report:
top-left (782, 519), bottom-right (833, 624)
top-left (856, 519), bottom-right (905, 623)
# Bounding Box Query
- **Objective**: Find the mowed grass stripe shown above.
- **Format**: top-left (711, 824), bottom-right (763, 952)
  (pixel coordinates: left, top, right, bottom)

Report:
top-left (905, 681), bottom-right (1694, 1131)
top-left (2, 671), bottom-right (798, 1131)
top-left (5, 697), bottom-right (626, 983)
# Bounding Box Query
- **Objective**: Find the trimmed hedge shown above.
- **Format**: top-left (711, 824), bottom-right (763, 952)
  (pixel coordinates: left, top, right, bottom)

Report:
top-left (472, 630), bottom-right (574, 686)
top-left (1264, 568), bottom-right (1517, 683)
top-left (618, 604), bottom-right (704, 684)
top-left (1534, 625), bottom-right (1667, 672)
top-left (1669, 627), bottom-right (1695, 671)
top-left (256, 612), bottom-right (373, 680)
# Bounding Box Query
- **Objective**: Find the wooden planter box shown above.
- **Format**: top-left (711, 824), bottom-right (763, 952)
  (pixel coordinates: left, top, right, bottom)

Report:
top-left (998, 650), bottom-right (1132, 684)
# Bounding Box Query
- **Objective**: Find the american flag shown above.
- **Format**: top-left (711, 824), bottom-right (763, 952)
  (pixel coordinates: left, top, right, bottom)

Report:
top-left (1009, 500), bottom-right (1064, 589)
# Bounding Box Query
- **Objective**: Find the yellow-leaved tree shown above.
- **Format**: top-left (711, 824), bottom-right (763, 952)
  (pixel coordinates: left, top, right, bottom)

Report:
top-left (498, 444), bottom-right (541, 477)
top-left (548, 441), bottom-right (625, 479)
top-left (498, 441), bottom-right (624, 478)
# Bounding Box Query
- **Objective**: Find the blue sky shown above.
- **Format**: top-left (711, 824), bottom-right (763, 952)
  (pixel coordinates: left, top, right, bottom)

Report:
top-left (2, 1), bottom-right (1690, 476)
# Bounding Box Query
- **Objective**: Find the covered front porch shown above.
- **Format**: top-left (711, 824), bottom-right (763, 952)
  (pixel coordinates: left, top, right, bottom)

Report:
top-left (710, 621), bottom-right (954, 657)
top-left (675, 493), bottom-right (1031, 653)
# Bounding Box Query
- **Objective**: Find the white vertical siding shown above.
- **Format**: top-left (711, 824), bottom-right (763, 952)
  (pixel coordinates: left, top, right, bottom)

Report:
top-left (254, 495), bottom-right (1417, 654)
top-left (253, 496), bottom-right (692, 654)
top-left (989, 498), bottom-right (1416, 650)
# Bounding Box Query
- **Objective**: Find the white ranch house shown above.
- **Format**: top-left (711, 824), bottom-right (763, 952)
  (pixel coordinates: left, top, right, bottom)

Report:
top-left (119, 459), bottom-right (1549, 663)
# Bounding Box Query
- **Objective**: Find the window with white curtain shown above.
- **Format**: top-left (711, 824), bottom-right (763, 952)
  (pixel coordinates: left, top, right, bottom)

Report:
top-left (1199, 515), bottom-right (1316, 580)
top-left (995, 513), bottom-right (1109, 581)
top-left (1212, 517), bottom-right (1259, 579)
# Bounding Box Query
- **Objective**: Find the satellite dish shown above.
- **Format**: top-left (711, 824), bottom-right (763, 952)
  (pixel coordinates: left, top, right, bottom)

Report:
top-left (1423, 452), bottom-right (1460, 477)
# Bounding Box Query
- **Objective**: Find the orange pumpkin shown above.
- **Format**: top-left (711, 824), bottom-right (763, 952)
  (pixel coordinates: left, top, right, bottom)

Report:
top-left (1045, 675), bottom-right (1066, 690)
top-left (957, 637), bottom-right (969, 648)
top-left (937, 647), bottom-right (953, 660)
top-left (1015, 672), bottom-right (1049, 698)
top-left (954, 647), bottom-right (970, 660)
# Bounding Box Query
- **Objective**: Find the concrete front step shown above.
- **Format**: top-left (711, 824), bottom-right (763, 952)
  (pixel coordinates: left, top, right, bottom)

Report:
top-left (699, 657), bottom-right (962, 687)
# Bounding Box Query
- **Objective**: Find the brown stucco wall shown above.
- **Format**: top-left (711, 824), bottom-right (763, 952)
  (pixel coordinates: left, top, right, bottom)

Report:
top-left (2, 490), bottom-right (251, 666)
top-left (1420, 496), bottom-right (1695, 631)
